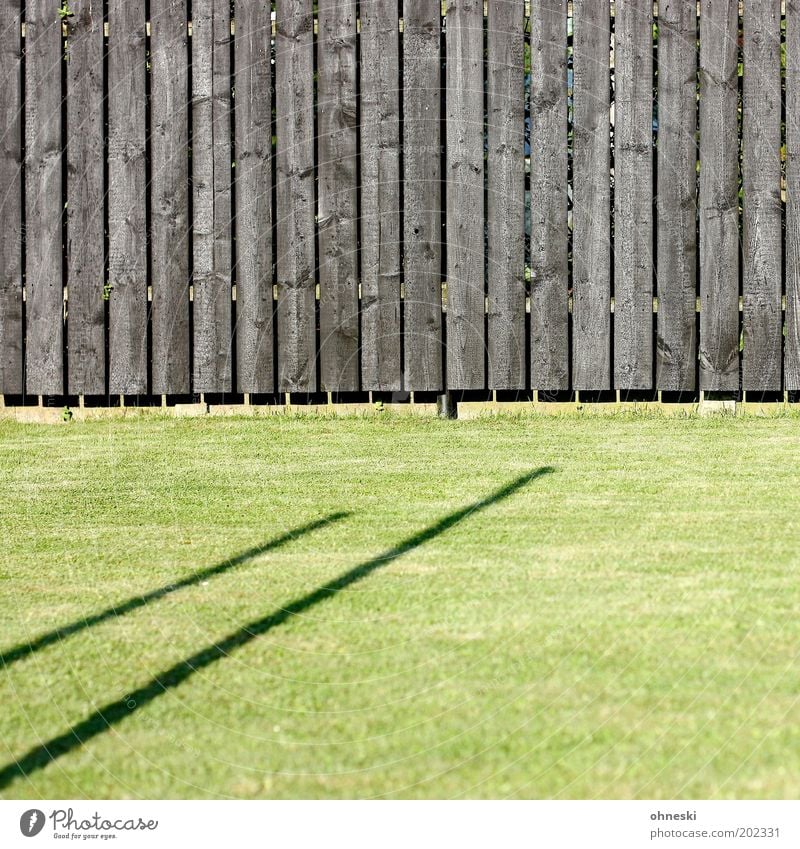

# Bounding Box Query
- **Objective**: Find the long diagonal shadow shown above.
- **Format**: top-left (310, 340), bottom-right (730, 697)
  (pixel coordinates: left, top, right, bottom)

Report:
top-left (0, 468), bottom-right (553, 789)
top-left (0, 513), bottom-right (350, 669)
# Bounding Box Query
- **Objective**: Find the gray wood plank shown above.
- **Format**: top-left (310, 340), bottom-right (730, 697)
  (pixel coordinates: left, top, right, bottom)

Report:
top-left (742, 0), bottom-right (782, 391)
top-left (66, 0), bottom-right (105, 396)
top-left (403, 0), bottom-right (442, 392)
top-left (317, 0), bottom-right (358, 391)
top-left (234, 0), bottom-right (274, 394)
top-left (25, 0), bottom-right (64, 395)
top-left (613, 0), bottom-right (652, 389)
top-left (698, 0), bottom-right (739, 392)
top-left (151, 0), bottom-right (190, 395)
top-left (360, 0), bottom-right (401, 392)
top-left (275, 0), bottom-right (316, 392)
top-left (529, 0), bottom-right (568, 390)
top-left (108, 0), bottom-right (148, 395)
top-left (571, 0), bottom-right (610, 391)
top-left (0, 3), bottom-right (23, 394)
top-left (446, 0), bottom-right (484, 390)
top-left (192, 0), bottom-right (233, 393)
top-left (656, 0), bottom-right (697, 391)
top-left (486, 0), bottom-right (524, 390)
top-left (788, 0), bottom-right (800, 389)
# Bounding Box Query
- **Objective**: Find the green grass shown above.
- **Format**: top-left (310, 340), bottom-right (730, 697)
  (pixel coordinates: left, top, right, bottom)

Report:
top-left (0, 412), bottom-right (798, 799)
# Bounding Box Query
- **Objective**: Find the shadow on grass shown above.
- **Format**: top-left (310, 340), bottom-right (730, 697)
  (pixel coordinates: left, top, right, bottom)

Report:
top-left (0, 514), bottom-right (350, 669)
top-left (0, 467), bottom-right (553, 790)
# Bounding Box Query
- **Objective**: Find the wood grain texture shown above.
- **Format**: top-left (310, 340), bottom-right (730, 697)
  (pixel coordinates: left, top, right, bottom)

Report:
top-left (656, 0), bottom-right (697, 391)
top-left (788, 0), bottom-right (800, 389)
top-left (108, 0), bottom-right (148, 394)
top-left (234, 0), bottom-right (274, 393)
top-left (317, 0), bottom-right (358, 391)
top-left (486, 0), bottom-right (524, 390)
top-left (613, 0), bottom-right (652, 389)
top-left (25, 0), bottom-right (64, 395)
top-left (0, 3), bottom-right (23, 394)
top-left (66, 0), bottom-right (105, 395)
top-left (572, 0), bottom-right (610, 390)
top-left (529, 0), bottom-right (568, 390)
top-left (192, 0), bottom-right (232, 392)
top-left (742, 0), bottom-right (782, 391)
top-left (151, 0), bottom-right (190, 394)
top-left (698, 0), bottom-right (739, 392)
top-left (275, 0), bottom-right (316, 393)
top-left (446, 0), bottom-right (484, 390)
top-left (360, 0), bottom-right (401, 391)
top-left (403, 0), bottom-right (442, 392)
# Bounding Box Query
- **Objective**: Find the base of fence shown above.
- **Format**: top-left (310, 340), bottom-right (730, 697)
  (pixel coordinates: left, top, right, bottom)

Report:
top-left (436, 393), bottom-right (457, 420)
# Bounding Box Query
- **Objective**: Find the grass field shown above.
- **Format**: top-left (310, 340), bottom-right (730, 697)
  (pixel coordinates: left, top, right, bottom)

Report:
top-left (0, 412), bottom-right (799, 799)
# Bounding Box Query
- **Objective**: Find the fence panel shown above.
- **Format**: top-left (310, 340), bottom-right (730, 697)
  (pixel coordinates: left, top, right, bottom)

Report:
top-left (275, 0), bottom-right (316, 393)
top-left (486, 0), bottom-right (525, 390)
top-left (529, 0), bottom-right (568, 392)
top-left (25, 0), bottom-right (64, 395)
top-left (1, 3), bottom-right (798, 402)
top-left (234, 0), bottom-right (274, 394)
top-left (0, 3), bottom-right (23, 394)
top-left (151, 0), bottom-right (190, 395)
top-left (656, 0), bottom-right (697, 392)
top-left (108, 0), bottom-right (148, 395)
top-left (360, 0), bottom-right (401, 393)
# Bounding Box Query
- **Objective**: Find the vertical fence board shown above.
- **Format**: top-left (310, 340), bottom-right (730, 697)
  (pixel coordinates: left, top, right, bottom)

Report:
top-left (403, 0), bottom-right (442, 392)
top-left (486, 0), bottom-right (524, 390)
top-left (614, 0), bottom-right (653, 389)
top-left (318, 0), bottom-right (358, 391)
top-left (108, 0), bottom-right (147, 395)
top-left (360, 0), bottom-right (401, 392)
top-left (234, 0), bottom-right (274, 394)
top-left (788, 1), bottom-right (800, 389)
top-left (699, 0), bottom-right (739, 392)
top-left (742, 0), bottom-right (782, 391)
top-left (656, 0), bottom-right (697, 391)
top-left (276, 0), bottom-right (316, 393)
top-left (572, 0), bottom-right (610, 391)
top-left (193, 0), bottom-right (232, 393)
top-left (151, 0), bottom-right (190, 394)
top-left (25, 0), bottom-right (64, 395)
top-left (66, 1), bottom-right (105, 396)
top-left (530, 0), bottom-right (568, 390)
top-left (0, 3), bottom-right (23, 394)
top-left (446, 0), bottom-right (484, 390)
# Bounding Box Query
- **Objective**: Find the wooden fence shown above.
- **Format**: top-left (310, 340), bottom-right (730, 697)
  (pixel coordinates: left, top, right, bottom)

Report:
top-left (0, 0), bottom-right (798, 401)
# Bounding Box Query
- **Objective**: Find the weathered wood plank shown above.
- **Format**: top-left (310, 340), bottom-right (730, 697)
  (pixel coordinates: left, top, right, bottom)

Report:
top-left (25, 0), bottom-right (64, 395)
top-left (234, 0), bottom-right (274, 394)
top-left (151, 0), bottom-right (190, 394)
top-left (360, 0), bottom-right (401, 392)
top-left (275, 0), bottom-right (316, 393)
top-left (403, 0), bottom-right (442, 392)
top-left (108, 0), bottom-right (148, 395)
top-left (698, 0), bottom-right (739, 392)
top-left (66, 0), bottom-right (105, 396)
top-left (656, 0), bottom-right (697, 391)
top-left (613, 0), bottom-right (652, 389)
top-left (0, 3), bottom-right (23, 394)
top-left (192, 0), bottom-right (232, 392)
top-left (572, 0), bottom-right (610, 390)
top-left (446, 0), bottom-right (484, 390)
top-left (742, 0), bottom-right (782, 391)
top-left (788, 0), bottom-right (800, 389)
top-left (486, 0), bottom-right (524, 390)
top-left (529, 0), bottom-right (568, 390)
top-left (318, 0), bottom-right (358, 391)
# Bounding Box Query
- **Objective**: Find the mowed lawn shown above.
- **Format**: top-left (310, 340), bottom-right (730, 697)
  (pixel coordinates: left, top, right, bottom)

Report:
top-left (0, 412), bottom-right (799, 799)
